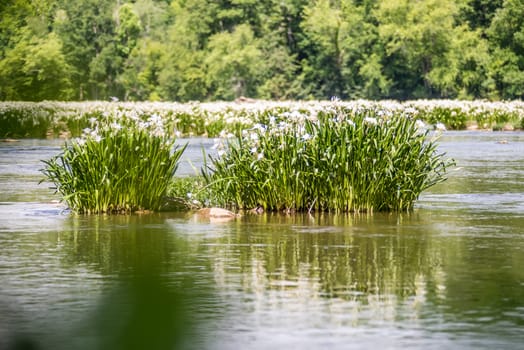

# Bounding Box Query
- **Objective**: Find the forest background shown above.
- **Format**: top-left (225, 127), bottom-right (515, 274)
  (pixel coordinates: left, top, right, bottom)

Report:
top-left (1, 0), bottom-right (523, 102)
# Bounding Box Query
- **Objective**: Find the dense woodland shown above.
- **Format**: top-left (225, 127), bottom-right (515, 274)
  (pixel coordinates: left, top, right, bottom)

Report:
top-left (1, 0), bottom-right (523, 102)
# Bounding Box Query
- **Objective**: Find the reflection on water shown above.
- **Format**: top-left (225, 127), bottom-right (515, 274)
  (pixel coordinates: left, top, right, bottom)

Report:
top-left (1, 133), bottom-right (524, 349)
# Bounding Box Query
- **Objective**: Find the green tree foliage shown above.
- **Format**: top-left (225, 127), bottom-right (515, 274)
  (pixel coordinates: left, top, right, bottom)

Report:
top-left (255, 0), bottom-right (309, 99)
top-left (119, 39), bottom-right (166, 101)
top-left (153, 0), bottom-right (210, 101)
top-left (487, 0), bottom-right (524, 99)
top-left (0, 29), bottom-right (73, 101)
top-left (301, 0), bottom-right (387, 99)
top-left (53, 0), bottom-right (117, 99)
top-left (461, 0), bottom-right (503, 31)
top-left (205, 24), bottom-right (264, 99)
top-left (376, 0), bottom-right (459, 98)
top-left (1, 0), bottom-right (524, 101)
top-left (0, 0), bottom-right (32, 56)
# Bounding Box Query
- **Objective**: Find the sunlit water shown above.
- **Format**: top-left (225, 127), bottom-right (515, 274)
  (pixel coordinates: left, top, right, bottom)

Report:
top-left (1, 133), bottom-right (523, 349)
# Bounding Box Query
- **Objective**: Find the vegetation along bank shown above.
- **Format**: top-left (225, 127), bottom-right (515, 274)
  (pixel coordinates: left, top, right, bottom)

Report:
top-left (1, 99), bottom-right (524, 139)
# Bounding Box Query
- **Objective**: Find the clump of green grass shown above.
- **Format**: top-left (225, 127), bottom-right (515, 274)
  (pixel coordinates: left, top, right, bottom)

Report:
top-left (41, 113), bottom-right (186, 213)
top-left (203, 105), bottom-right (453, 213)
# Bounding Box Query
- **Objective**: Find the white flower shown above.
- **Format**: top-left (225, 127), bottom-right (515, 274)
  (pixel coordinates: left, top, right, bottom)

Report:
top-left (253, 123), bottom-right (266, 132)
top-left (110, 122), bottom-right (122, 130)
top-left (289, 110), bottom-right (304, 121)
top-left (257, 152), bottom-right (264, 160)
top-left (89, 128), bottom-right (100, 138)
top-left (151, 127), bottom-right (165, 137)
top-left (364, 117), bottom-right (378, 125)
top-left (74, 137), bottom-right (86, 146)
top-left (404, 107), bottom-right (418, 116)
top-left (278, 121), bottom-right (288, 130)
top-left (138, 121), bottom-right (150, 130)
top-left (435, 123), bottom-right (446, 131)
top-left (415, 120), bottom-right (426, 129)
top-left (187, 192), bottom-right (192, 198)
top-left (149, 113), bottom-right (162, 123)
top-left (302, 133), bottom-right (312, 141)
top-left (250, 147), bottom-right (257, 154)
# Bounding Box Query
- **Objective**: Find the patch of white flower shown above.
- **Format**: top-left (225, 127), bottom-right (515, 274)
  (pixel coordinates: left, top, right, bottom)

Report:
top-left (435, 123), bottom-right (447, 131)
top-left (364, 116), bottom-right (378, 126)
top-left (415, 119), bottom-right (426, 130)
top-left (4, 99), bottom-right (524, 144)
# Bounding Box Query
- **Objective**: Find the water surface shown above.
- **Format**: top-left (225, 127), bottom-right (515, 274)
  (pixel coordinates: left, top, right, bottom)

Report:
top-left (0, 133), bottom-right (523, 349)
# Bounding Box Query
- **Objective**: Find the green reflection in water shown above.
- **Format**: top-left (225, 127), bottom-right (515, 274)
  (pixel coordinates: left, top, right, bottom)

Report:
top-left (59, 214), bottom-right (180, 275)
top-left (168, 213), bottom-right (439, 331)
top-left (188, 211), bottom-right (524, 330)
top-left (3, 206), bottom-right (524, 348)
top-left (6, 213), bottom-right (220, 350)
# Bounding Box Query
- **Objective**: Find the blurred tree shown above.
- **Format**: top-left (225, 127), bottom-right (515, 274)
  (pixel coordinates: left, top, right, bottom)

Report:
top-left (452, 29), bottom-right (494, 99)
top-left (119, 40), bottom-right (166, 101)
top-left (155, 0), bottom-right (210, 100)
top-left (0, 0), bottom-right (32, 57)
top-left (0, 0), bottom-right (523, 101)
top-left (487, 0), bottom-right (524, 99)
top-left (256, 38), bottom-right (303, 100)
top-left (118, 1), bottom-right (172, 100)
top-left (133, 0), bottom-right (172, 38)
top-left (116, 3), bottom-right (142, 56)
top-left (299, 0), bottom-right (388, 99)
top-left (54, 0), bottom-right (116, 99)
top-left (300, 0), bottom-right (347, 98)
top-left (460, 0), bottom-right (503, 32)
top-left (0, 29), bottom-right (73, 100)
top-left (204, 24), bottom-right (264, 99)
top-left (256, 0), bottom-right (309, 99)
top-left (375, 0), bottom-right (470, 98)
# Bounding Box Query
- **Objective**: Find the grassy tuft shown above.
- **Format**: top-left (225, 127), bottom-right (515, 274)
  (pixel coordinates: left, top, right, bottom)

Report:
top-left (203, 105), bottom-right (453, 213)
top-left (41, 113), bottom-right (186, 213)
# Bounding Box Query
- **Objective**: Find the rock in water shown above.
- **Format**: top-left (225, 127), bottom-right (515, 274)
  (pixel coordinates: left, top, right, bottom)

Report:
top-left (193, 208), bottom-right (239, 222)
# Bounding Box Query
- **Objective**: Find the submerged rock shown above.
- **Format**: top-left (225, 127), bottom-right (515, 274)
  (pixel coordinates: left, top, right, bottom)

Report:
top-left (192, 207), bottom-right (239, 222)
top-left (198, 207), bottom-right (238, 218)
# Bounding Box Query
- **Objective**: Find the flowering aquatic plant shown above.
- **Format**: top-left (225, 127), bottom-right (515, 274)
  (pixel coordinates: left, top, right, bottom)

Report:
top-left (41, 112), bottom-right (186, 213)
top-left (203, 104), bottom-right (453, 213)
top-left (2, 99), bottom-right (524, 139)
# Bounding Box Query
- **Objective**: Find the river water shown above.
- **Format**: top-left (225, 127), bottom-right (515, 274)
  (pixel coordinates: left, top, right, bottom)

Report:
top-left (0, 132), bottom-right (523, 349)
